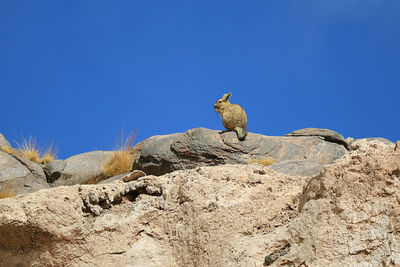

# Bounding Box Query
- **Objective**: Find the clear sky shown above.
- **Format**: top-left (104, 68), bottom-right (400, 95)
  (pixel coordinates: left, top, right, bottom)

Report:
top-left (1, 1), bottom-right (399, 159)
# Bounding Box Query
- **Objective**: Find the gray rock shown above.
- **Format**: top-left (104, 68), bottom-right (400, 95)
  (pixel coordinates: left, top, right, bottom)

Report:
top-left (132, 127), bottom-right (348, 176)
top-left (0, 133), bottom-right (11, 149)
top-left (52, 151), bottom-right (113, 186)
top-left (270, 160), bottom-right (325, 177)
top-left (44, 160), bottom-right (66, 183)
top-left (0, 151), bottom-right (49, 196)
top-left (285, 128), bottom-right (348, 149)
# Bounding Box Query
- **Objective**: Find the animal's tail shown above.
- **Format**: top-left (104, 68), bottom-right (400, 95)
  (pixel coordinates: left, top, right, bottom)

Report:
top-left (234, 127), bottom-right (247, 141)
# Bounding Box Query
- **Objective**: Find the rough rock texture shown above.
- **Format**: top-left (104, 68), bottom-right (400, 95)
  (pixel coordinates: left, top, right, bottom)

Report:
top-left (0, 139), bottom-right (398, 266)
top-left (357, 137), bottom-right (394, 147)
top-left (270, 159), bottom-right (324, 177)
top-left (0, 164), bottom-right (302, 266)
top-left (0, 133), bottom-right (11, 149)
top-left (285, 127), bottom-right (349, 149)
top-left (0, 151), bottom-right (49, 196)
top-left (276, 139), bottom-right (400, 266)
top-left (51, 151), bottom-right (113, 186)
top-left (99, 170), bottom-right (147, 184)
top-left (132, 127), bottom-right (347, 176)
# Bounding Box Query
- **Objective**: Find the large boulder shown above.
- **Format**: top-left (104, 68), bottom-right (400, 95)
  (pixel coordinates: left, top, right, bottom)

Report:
top-left (0, 139), bottom-right (398, 266)
top-left (51, 151), bottom-right (113, 186)
top-left (0, 151), bottom-right (49, 196)
top-left (132, 127), bottom-right (348, 176)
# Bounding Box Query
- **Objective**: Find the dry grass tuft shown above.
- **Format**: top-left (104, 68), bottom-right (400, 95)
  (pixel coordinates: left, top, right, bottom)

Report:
top-left (41, 145), bottom-right (57, 165)
top-left (249, 157), bottom-right (276, 166)
top-left (15, 136), bottom-right (57, 165)
top-left (17, 136), bottom-right (41, 163)
top-left (102, 131), bottom-right (136, 179)
top-left (0, 185), bottom-right (15, 199)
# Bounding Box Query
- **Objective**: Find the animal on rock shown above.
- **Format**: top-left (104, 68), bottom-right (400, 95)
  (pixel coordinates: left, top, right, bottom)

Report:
top-left (214, 92), bottom-right (248, 141)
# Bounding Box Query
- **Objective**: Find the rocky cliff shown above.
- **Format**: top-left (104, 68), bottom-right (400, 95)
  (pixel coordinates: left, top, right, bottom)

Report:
top-left (0, 129), bottom-right (399, 266)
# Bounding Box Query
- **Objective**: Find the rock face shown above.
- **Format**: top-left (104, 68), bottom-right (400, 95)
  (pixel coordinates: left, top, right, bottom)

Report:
top-left (0, 139), bottom-right (398, 266)
top-left (51, 151), bottom-right (113, 186)
top-left (270, 159), bottom-right (324, 177)
top-left (132, 127), bottom-right (348, 176)
top-left (282, 139), bottom-right (400, 266)
top-left (0, 151), bottom-right (49, 196)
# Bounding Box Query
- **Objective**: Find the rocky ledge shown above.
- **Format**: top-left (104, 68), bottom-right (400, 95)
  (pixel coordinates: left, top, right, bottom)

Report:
top-left (0, 138), bottom-right (399, 266)
top-left (1, 127), bottom-right (358, 196)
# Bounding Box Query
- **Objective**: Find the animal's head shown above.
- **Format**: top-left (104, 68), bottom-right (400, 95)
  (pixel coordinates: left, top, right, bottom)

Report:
top-left (214, 92), bottom-right (232, 111)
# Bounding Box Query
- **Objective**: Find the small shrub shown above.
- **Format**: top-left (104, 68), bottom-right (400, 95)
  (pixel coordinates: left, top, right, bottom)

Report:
top-left (16, 136), bottom-right (57, 165)
top-left (249, 157), bottom-right (275, 166)
top-left (17, 136), bottom-right (41, 163)
top-left (102, 131), bottom-right (136, 179)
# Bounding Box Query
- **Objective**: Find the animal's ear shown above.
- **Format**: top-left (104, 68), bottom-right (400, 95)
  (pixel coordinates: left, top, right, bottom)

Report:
top-left (223, 92), bottom-right (232, 101)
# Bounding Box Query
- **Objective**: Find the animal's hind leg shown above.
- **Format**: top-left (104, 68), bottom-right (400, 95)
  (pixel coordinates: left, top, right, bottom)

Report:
top-left (234, 127), bottom-right (247, 141)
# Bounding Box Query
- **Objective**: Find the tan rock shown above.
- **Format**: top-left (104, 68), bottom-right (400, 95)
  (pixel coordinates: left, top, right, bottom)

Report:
top-left (0, 139), bottom-right (398, 266)
top-left (122, 170), bottom-right (146, 182)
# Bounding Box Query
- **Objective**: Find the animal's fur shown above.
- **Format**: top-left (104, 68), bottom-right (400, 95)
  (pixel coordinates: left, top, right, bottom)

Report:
top-left (214, 92), bottom-right (247, 141)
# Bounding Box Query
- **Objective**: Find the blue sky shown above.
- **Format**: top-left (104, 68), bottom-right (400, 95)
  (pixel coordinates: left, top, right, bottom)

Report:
top-left (1, 1), bottom-right (399, 159)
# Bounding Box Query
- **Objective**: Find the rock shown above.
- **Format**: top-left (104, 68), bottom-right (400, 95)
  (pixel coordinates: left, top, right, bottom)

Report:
top-left (122, 170), bottom-right (146, 182)
top-left (0, 133), bottom-right (11, 149)
top-left (99, 170), bottom-right (147, 184)
top-left (350, 138), bottom-right (395, 151)
top-left (132, 127), bottom-right (348, 176)
top-left (43, 160), bottom-right (66, 183)
top-left (98, 172), bottom-right (129, 184)
top-left (270, 160), bottom-right (325, 176)
top-left (0, 151), bottom-right (49, 196)
top-left (0, 139), bottom-right (398, 265)
top-left (281, 140), bottom-right (400, 266)
top-left (395, 141), bottom-right (400, 151)
top-left (285, 127), bottom-right (349, 149)
top-left (361, 137), bottom-right (394, 146)
top-left (0, 164), bottom-right (303, 266)
top-left (52, 151), bottom-right (113, 186)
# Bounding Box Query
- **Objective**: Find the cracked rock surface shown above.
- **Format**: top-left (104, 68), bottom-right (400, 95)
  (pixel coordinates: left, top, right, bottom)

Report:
top-left (0, 151), bottom-right (49, 195)
top-left (0, 139), bottom-right (399, 266)
top-left (132, 127), bottom-right (348, 176)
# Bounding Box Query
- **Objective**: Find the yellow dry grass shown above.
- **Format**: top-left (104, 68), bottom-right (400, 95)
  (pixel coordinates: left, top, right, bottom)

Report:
top-left (15, 136), bottom-right (57, 165)
top-left (40, 144), bottom-right (57, 165)
top-left (1, 146), bottom-right (18, 156)
top-left (249, 157), bottom-right (275, 166)
top-left (102, 131), bottom-right (136, 179)
top-left (17, 136), bottom-right (41, 163)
